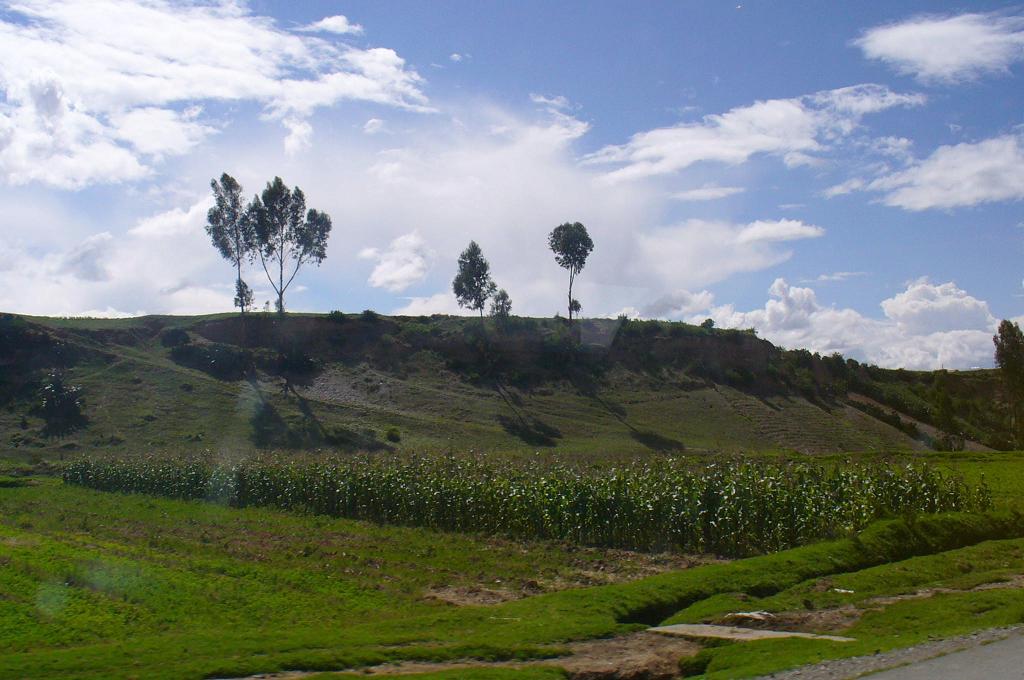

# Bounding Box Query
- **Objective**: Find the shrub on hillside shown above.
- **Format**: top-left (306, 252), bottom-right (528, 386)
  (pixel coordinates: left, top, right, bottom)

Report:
top-left (170, 343), bottom-right (251, 380)
top-left (160, 328), bottom-right (190, 348)
top-left (35, 369), bottom-right (86, 435)
top-left (327, 310), bottom-right (348, 324)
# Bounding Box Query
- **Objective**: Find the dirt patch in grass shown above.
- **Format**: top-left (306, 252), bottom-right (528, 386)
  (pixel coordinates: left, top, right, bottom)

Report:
top-left (424, 584), bottom-right (525, 606)
top-left (714, 573), bottom-right (1024, 634)
top-left (424, 550), bottom-right (720, 606)
top-left (556, 631), bottom-right (701, 679)
top-left (228, 631), bottom-right (701, 679)
top-left (716, 607), bottom-right (863, 633)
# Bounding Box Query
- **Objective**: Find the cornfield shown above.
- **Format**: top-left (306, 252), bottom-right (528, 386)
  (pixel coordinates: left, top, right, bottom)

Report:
top-left (62, 456), bottom-right (991, 556)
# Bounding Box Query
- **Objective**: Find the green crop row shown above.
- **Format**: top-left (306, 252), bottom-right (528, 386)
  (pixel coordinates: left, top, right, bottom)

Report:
top-left (62, 456), bottom-right (991, 556)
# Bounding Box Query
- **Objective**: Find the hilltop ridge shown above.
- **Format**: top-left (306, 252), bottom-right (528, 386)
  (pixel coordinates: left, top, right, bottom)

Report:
top-left (0, 311), bottom-right (1012, 465)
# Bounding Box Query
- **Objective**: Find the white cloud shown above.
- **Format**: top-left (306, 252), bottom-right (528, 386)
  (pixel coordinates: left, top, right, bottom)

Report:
top-left (129, 197), bottom-right (214, 237)
top-left (0, 95), bottom-right (826, 321)
top-left (855, 13), bottom-right (1024, 84)
top-left (283, 118), bottom-right (313, 155)
top-left (700, 278), bottom-right (998, 369)
top-left (641, 289), bottom-right (715, 318)
top-left (735, 219), bottom-right (824, 244)
top-left (823, 177), bottom-right (866, 198)
top-left (880, 278), bottom-right (995, 335)
top-left (803, 271), bottom-right (867, 283)
top-left (110, 107), bottom-right (214, 157)
top-left (584, 84), bottom-right (923, 182)
top-left (363, 118), bottom-right (386, 135)
top-left (0, 195), bottom-right (233, 316)
top-left (530, 93), bottom-right (571, 111)
top-left (61, 232), bottom-right (114, 281)
top-left (867, 135), bottom-right (1024, 210)
top-left (359, 231), bottom-right (434, 292)
top-left (74, 307), bottom-right (139, 319)
top-left (634, 218), bottom-right (824, 290)
top-left (0, 0), bottom-right (428, 188)
top-left (671, 184), bottom-right (745, 202)
top-left (449, 53), bottom-right (464, 62)
top-left (393, 292), bottom-right (468, 316)
top-left (298, 15), bottom-right (364, 36)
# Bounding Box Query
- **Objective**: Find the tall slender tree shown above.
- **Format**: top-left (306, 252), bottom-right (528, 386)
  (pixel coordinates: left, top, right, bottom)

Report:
top-left (548, 221), bottom-right (593, 320)
top-left (205, 173), bottom-right (254, 320)
top-left (250, 177), bottom-right (332, 315)
top-left (452, 240), bottom-right (496, 319)
top-left (994, 319), bottom-right (1024, 444)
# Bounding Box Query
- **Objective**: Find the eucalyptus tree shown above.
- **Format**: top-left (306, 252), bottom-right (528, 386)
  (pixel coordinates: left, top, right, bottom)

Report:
top-left (206, 173), bottom-right (255, 319)
top-left (548, 221), bottom-right (593, 320)
top-left (452, 240), bottom-right (496, 319)
top-left (490, 288), bottom-right (512, 327)
top-left (250, 177), bottom-right (332, 315)
top-left (995, 319), bottom-right (1024, 444)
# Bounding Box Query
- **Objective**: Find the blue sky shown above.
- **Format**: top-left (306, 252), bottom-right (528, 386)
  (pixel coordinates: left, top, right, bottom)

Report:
top-left (0, 1), bottom-right (1022, 368)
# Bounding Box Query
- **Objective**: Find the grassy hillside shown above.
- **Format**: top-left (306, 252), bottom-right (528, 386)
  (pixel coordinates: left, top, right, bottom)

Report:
top-left (0, 311), bottom-right (1013, 465)
top-left (2, 478), bottom-right (1023, 679)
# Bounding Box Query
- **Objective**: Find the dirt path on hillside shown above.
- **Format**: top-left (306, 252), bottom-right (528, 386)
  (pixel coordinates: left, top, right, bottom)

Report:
top-left (223, 631), bottom-right (700, 680)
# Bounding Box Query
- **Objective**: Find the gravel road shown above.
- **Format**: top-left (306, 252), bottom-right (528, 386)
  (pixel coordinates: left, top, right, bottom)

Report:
top-left (754, 626), bottom-right (1024, 679)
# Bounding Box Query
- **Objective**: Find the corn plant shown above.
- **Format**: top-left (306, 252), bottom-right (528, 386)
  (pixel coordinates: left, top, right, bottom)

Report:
top-left (62, 456), bottom-right (991, 557)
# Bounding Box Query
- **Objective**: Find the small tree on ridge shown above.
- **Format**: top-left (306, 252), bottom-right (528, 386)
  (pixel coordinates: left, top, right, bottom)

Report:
top-left (548, 221), bottom-right (593, 320)
top-left (995, 319), bottom-right (1024, 444)
top-left (206, 173), bottom-right (255, 320)
top-left (452, 240), bottom-right (496, 319)
top-left (490, 288), bottom-right (512, 327)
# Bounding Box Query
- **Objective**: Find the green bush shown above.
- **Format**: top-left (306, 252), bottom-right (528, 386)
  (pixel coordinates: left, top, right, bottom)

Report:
top-left (159, 328), bottom-right (190, 347)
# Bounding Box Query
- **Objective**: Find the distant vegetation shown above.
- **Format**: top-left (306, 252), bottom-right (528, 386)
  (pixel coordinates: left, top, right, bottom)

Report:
top-left (63, 456), bottom-right (990, 556)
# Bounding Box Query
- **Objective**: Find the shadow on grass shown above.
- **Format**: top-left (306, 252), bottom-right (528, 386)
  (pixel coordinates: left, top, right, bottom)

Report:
top-left (630, 430), bottom-right (685, 452)
top-left (496, 414), bottom-right (563, 447)
top-left (249, 379), bottom-right (389, 452)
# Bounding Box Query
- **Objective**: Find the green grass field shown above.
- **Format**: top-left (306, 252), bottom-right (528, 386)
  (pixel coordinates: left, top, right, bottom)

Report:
top-left (3, 312), bottom-right (1023, 678)
top-left (2, 464), bottom-right (1024, 679)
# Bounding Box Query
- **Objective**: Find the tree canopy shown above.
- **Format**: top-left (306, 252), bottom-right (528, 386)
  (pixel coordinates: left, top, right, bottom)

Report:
top-left (548, 222), bottom-right (594, 320)
top-left (490, 288), bottom-right (512, 326)
top-left (994, 319), bottom-right (1024, 443)
top-left (452, 241), bottom-right (496, 318)
top-left (206, 173), bottom-right (254, 317)
top-left (250, 176), bottom-right (332, 315)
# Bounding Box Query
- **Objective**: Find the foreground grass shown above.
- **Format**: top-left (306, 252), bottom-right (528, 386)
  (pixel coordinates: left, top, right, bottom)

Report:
top-left (2, 478), bottom-right (1024, 679)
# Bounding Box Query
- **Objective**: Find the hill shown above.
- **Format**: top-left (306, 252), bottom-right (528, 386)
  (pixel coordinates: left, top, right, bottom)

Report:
top-left (0, 311), bottom-right (1013, 466)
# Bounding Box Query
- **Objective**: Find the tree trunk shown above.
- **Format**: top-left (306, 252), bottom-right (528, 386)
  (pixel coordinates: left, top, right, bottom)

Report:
top-left (236, 260), bottom-right (246, 347)
top-left (567, 270), bottom-right (575, 320)
top-left (278, 247), bottom-right (285, 316)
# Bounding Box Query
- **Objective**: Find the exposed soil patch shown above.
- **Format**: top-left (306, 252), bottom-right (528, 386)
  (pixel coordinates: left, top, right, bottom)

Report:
top-left (424, 551), bottom-right (719, 606)
top-left (226, 632), bottom-right (701, 680)
top-left (557, 632), bottom-right (701, 679)
top-left (716, 607), bottom-right (862, 633)
top-left (424, 584), bottom-right (524, 606)
top-left (713, 573), bottom-right (1024, 634)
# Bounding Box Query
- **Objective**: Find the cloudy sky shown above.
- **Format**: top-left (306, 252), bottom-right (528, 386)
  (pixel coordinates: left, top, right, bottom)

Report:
top-left (1, 1), bottom-right (1022, 369)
